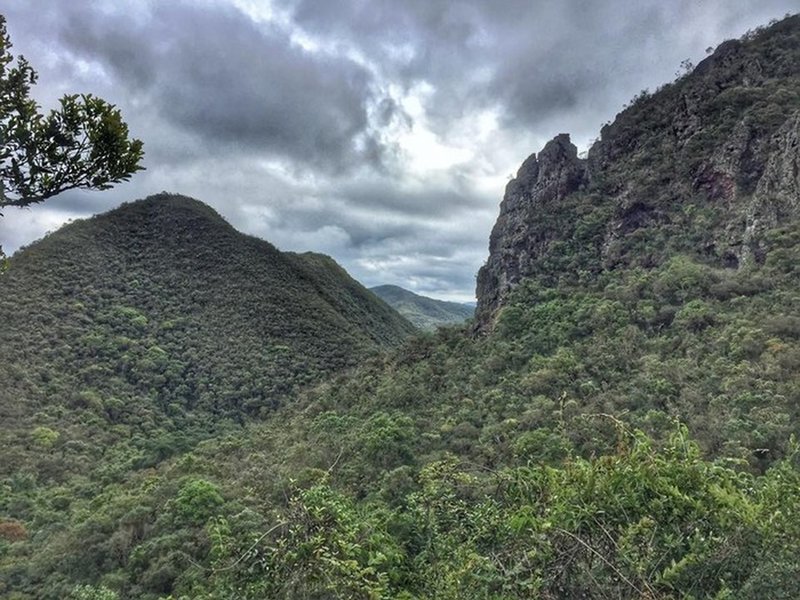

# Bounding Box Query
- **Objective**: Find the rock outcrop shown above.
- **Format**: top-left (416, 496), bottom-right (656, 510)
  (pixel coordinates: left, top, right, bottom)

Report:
top-left (475, 134), bottom-right (586, 326)
top-left (743, 110), bottom-right (800, 264)
top-left (475, 14), bottom-right (800, 330)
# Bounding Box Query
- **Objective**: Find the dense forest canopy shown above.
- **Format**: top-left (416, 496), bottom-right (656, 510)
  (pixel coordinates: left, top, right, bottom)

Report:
top-left (2, 11), bottom-right (800, 600)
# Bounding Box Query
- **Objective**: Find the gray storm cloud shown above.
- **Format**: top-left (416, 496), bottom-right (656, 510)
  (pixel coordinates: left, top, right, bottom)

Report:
top-left (58, 1), bottom-right (386, 173)
top-left (1, 0), bottom-right (797, 301)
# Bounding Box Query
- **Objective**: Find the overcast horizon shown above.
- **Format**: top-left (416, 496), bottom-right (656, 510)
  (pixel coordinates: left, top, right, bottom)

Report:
top-left (1, 1), bottom-right (797, 302)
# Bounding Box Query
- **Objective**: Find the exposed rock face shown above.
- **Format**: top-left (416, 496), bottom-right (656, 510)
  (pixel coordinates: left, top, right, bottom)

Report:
top-left (743, 110), bottom-right (800, 264)
top-left (475, 134), bottom-right (586, 326)
top-left (475, 15), bottom-right (800, 330)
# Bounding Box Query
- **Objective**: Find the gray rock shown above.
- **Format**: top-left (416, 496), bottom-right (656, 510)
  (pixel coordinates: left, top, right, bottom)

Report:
top-left (474, 15), bottom-right (800, 330)
top-left (475, 134), bottom-right (586, 328)
top-left (743, 111), bottom-right (800, 265)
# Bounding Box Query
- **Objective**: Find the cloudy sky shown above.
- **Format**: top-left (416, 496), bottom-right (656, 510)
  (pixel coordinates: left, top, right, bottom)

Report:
top-left (1, 1), bottom-right (796, 301)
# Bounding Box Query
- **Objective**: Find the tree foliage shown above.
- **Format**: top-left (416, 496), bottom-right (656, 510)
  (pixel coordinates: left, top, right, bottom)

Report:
top-left (0, 13), bottom-right (143, 209)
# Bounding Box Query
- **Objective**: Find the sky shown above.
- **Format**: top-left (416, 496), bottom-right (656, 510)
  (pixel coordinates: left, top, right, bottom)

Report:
top-left (1, 1), bottom-right (797, 302)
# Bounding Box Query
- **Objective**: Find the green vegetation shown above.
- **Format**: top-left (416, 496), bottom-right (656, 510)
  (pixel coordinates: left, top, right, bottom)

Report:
top-left (0, 11), bottom-right (143, 265)
top-left (370, 284), bottom-right (474, 331)
top-left (518, 13), bottom-right (800, 287)
top-left (0, 14), bottom-right (143, 208)
top-left (0, 193), bottom-right (414, 487)
top-left (2, 13), bottom-right (800, 600)
top-left (4, 218), bottom-right (800, 598)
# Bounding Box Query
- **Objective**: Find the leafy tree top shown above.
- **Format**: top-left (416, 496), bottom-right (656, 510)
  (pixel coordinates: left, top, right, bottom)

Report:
top-left (0, 13), bottom-right (143, 209)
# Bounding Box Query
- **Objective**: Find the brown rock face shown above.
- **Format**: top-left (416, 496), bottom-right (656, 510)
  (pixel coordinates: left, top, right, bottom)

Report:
top-left (474, 134), bottom-right (586, 328)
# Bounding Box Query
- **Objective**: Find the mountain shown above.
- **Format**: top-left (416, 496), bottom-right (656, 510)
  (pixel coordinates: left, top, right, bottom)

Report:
top-left (0, 193), bottom-right (415, 482)
top-left (370, 284), bottom-right (474, 330)
top-left (476, 14), bottom-right (800, 326)
top-left (4, 16), bottom-right (800, 600)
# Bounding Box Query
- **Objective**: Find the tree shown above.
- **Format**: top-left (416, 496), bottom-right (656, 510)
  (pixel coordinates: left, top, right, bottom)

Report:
top-left (0, 13), bottom-right (143, 210)
top-left (68, 585), bottom-right (119, 600)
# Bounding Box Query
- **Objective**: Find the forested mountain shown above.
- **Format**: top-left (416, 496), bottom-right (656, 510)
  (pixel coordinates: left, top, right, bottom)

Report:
top-left (0, 193), bottom-right (414, 484)
top-left (3, 14), bottom-right (800, 600)
top-left (370, 284), bottom-right (474, 330)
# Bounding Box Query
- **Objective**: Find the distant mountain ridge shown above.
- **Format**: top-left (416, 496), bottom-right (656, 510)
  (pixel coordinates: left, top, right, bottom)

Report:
top-left (0, 193), bottom-right (415, 480)
top-left (370, 284), bottom-right (474, 330)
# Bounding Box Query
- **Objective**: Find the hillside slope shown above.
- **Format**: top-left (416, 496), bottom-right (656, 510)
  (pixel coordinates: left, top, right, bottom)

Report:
top-left (476, 14), bottom-right (800, 326)
top-left (370, 284), bottom-right (473, 330)
top-left (0, 193), bottom-right (414, 482)
top-left (3, 15), bottom-right (800, 600)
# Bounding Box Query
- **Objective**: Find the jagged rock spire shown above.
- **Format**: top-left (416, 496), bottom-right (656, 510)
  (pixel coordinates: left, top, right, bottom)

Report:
top-left (475, 134), bottom-right (586, 329)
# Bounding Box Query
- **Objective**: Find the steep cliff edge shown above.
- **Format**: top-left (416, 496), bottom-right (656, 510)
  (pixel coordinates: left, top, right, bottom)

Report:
top-left (475, 134), bottom-right (587, 324)
top-left (476, 14), bottom-right (800, 329)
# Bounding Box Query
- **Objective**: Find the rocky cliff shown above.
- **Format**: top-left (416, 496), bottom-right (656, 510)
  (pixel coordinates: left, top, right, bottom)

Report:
top-left (476, 14), bottom-right (800, 329)
top-left (475, 134), bottom-right (587, 324)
